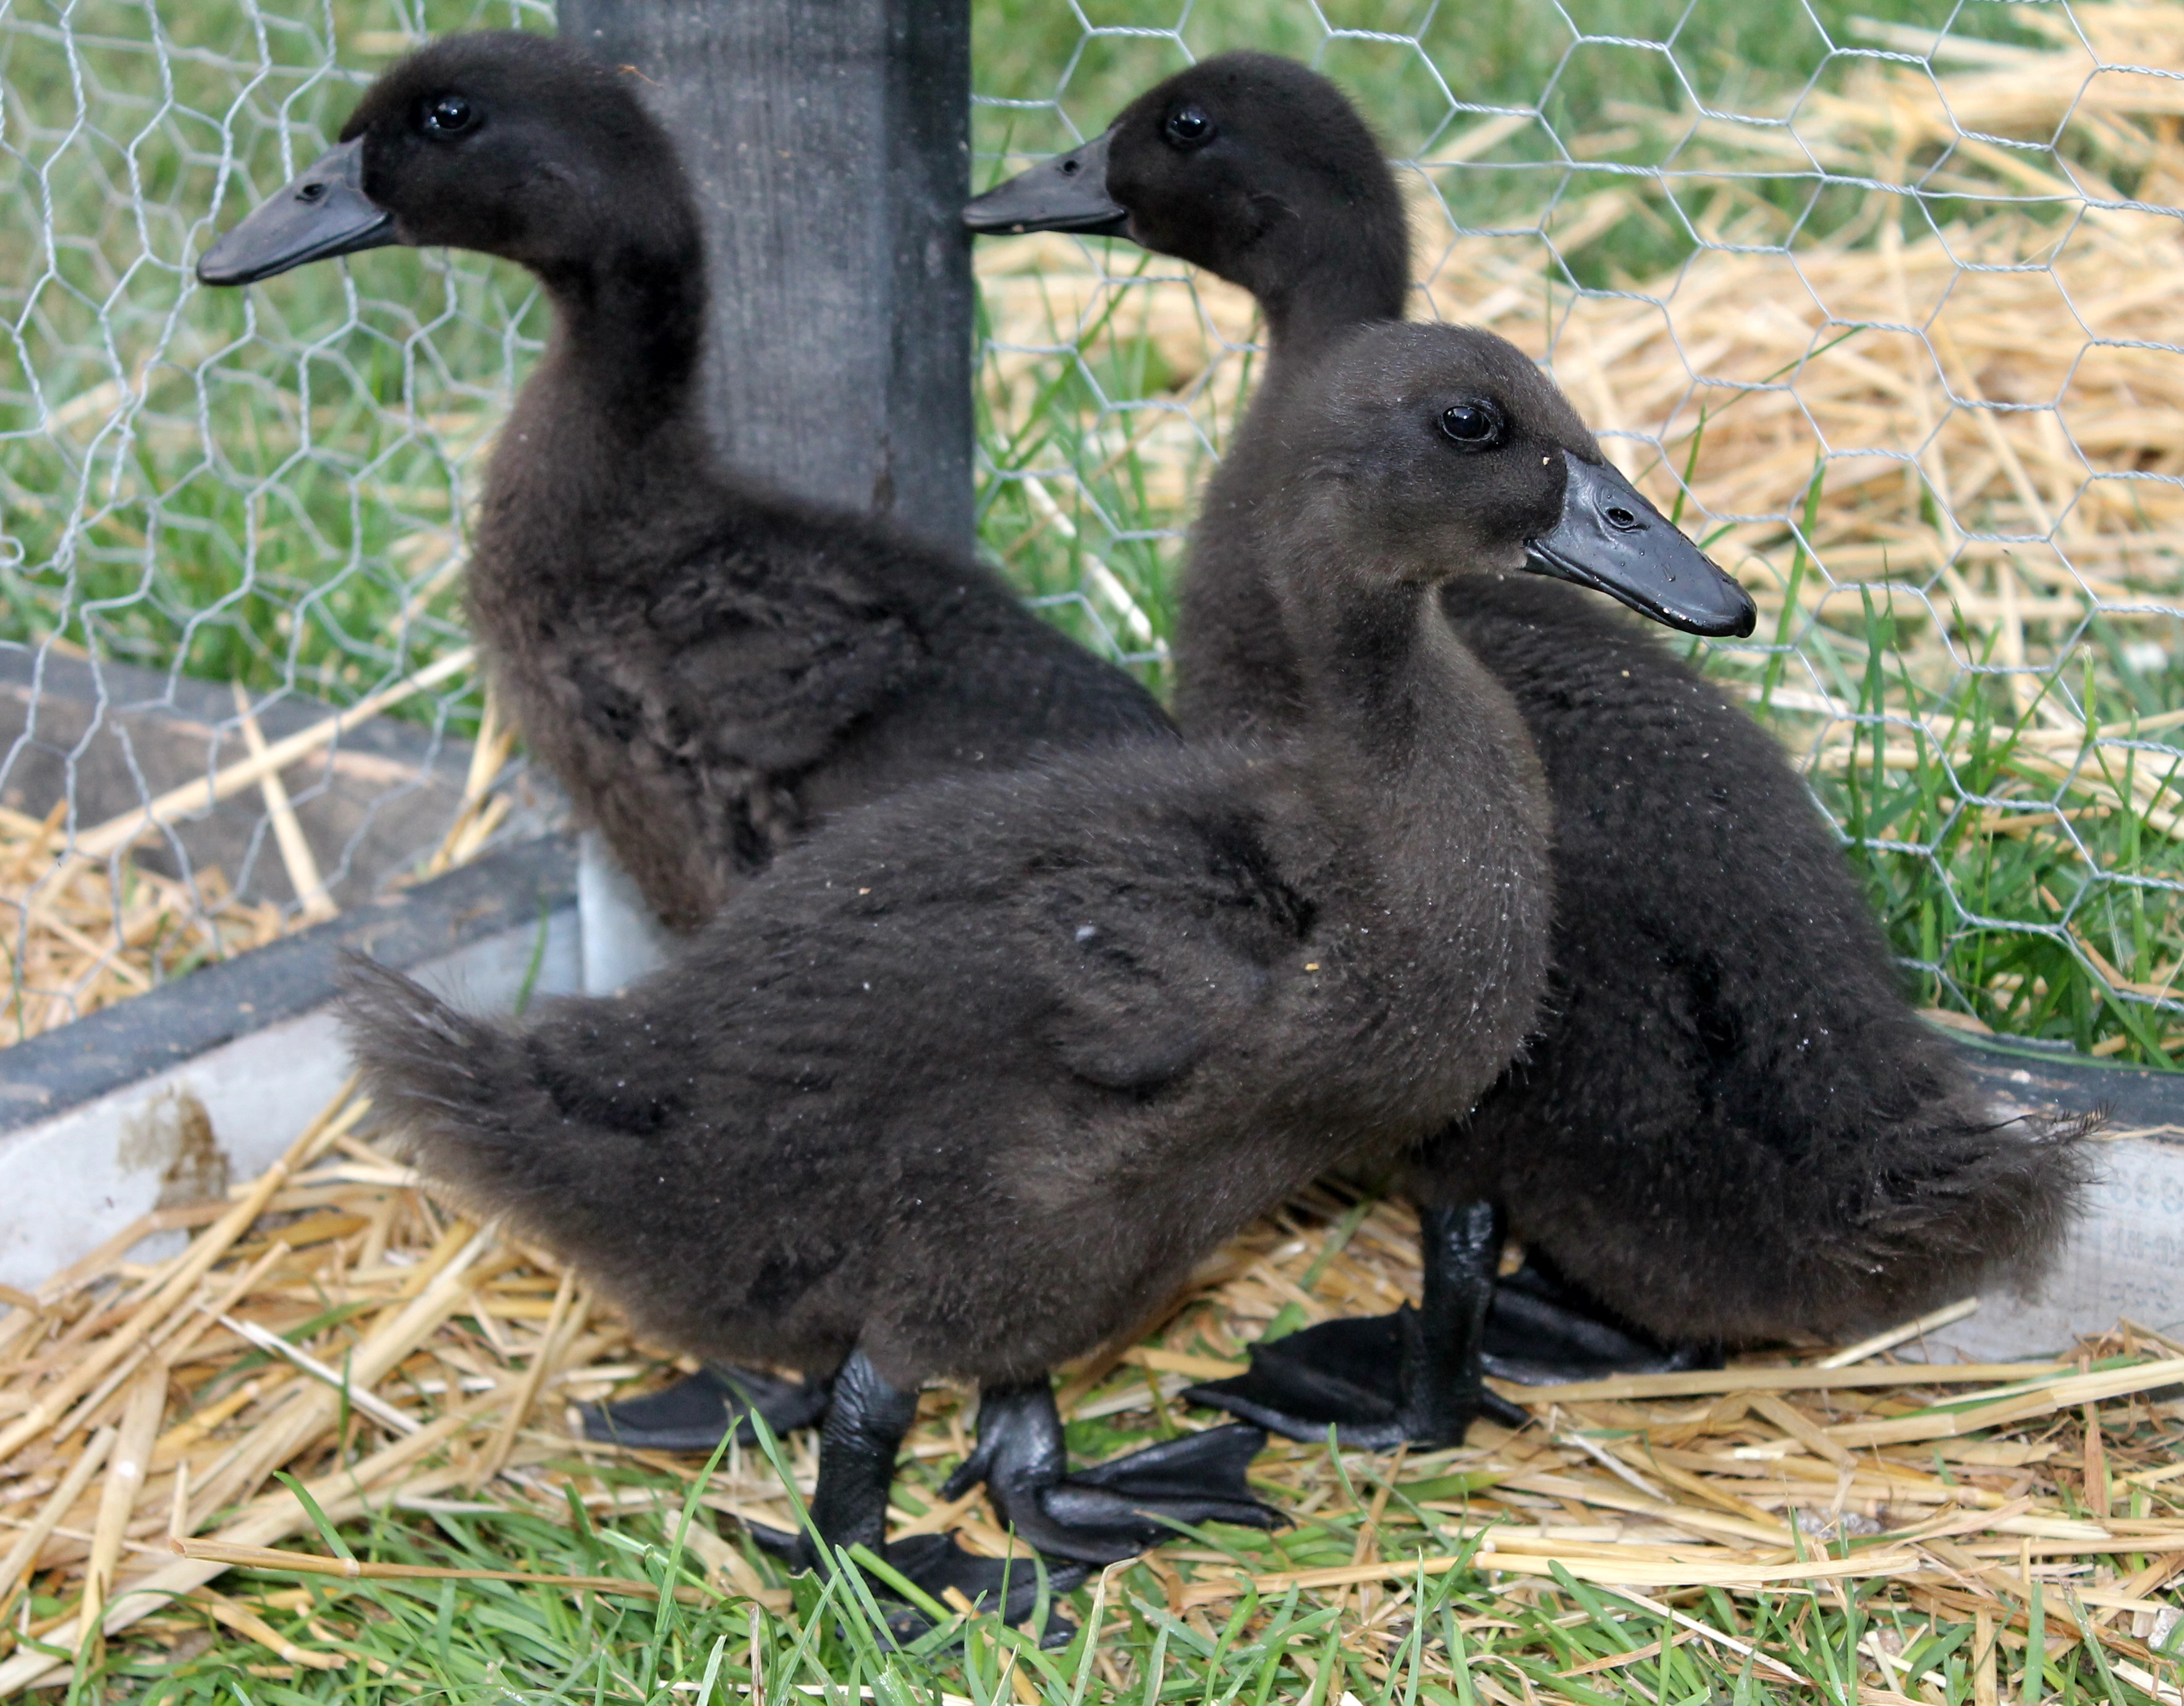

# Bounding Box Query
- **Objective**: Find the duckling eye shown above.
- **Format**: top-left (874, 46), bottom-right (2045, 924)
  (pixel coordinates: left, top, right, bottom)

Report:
top-left (1439, 402), bottom-right (1504, 449)
top-left (1164, 104), bottom-right (1214, 148)
top-left (421, 94), bottom-right (476, 136)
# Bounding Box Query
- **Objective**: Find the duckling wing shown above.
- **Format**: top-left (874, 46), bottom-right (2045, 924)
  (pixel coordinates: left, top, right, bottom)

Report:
top-left (644, 549), bottom-right (928, 775)
top-left (535, 551), bottom-right (925, 911)
top-left (1018, 799), bottom-right (1318, 1095)
top-left (1043, 960), bottom-right (1220, 1094)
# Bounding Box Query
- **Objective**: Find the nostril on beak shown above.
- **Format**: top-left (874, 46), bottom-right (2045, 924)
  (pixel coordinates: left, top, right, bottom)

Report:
top-left (298, 180), bottom-right (328, 203)
top-left (1059, 158), bottom-right (1080, 175)
top-left (1604, 505), bottom-right (1639, 530)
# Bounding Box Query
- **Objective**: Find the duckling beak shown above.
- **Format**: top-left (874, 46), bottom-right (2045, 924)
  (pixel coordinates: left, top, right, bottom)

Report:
top-left (1523, 452), bottom-right (1756, 638)
top-left (196, 140), bottom-right (397, 287)
top-left (963, 131), bottom-right (1129, 237)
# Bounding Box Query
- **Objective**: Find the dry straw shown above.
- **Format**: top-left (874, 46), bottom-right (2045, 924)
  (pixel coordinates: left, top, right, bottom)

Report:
top-left (0, 652), bottom-right (506, 1047)
top-left (0, 1080), bottom-right (2172, 1696)
top-left (0, 799), bottom-right (284, 1044)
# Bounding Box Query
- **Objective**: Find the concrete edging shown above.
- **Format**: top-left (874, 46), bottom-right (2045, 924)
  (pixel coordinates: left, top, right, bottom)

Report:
top-left (1934, 1039), bottom-right (2184, 1359)
top-left (0, 835), bottom-right (580, 1291)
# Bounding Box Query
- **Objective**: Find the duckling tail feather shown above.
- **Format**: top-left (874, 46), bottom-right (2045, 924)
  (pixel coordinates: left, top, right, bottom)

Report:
top-left (337, 953), bottom-right (648, 1244)
top-left (1809, 1105), bottom-right (2099, 1320)
top-left (1472, 1087), bottom-right (2097, 1346)
top-left (1672, 1103), bottom-right (2099, 1341)
top-left (1710, 1102), bottom-right (2097, 1338)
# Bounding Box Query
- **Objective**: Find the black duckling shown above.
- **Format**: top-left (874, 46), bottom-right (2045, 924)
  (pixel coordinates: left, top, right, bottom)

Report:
top-left (341, 318), bottom-right (1751, 1605)
top-left (197, 30), bottom-right (1175, 1453)
top-left (193, 29), bottom-right (1174, 926)
top-left (967, 53), bottom-right (2089, 1448)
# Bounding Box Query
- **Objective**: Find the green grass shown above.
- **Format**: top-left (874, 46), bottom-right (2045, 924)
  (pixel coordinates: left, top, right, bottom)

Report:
top-left (1678, 581), bottom-right (2184, 1065)
top-left (971, 246), bottom-right (1209, 677)
top-left (969, 1), bottom-right (2086, 279)
top-left (79, 1416), bottom-right (2184, 1705)
top-left (1816, 604), bottom-right (2184, 1064)
top-left (0, 0), bottom-right (554, 730)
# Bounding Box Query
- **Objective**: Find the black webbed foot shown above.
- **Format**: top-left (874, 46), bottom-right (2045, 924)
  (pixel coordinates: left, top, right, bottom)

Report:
top-left (884, 1534), bottom-right (1088, 1641)
top-left (942, 1382), bottom-right (1282, 1565)
top-left (1184, 1305), bottom-right (1528, 1449)
top-left (743, 1352), bottom-right (1086, 1645)
top-left (1483, 1254), bottom-right (1722, 1386)
top-left (1187, 1207), bottom-right (1724, 1449)
top-left (579, 1363), bottom-right (832, 1451)
top-left (750, 1524), bottom-right (1086, 1643)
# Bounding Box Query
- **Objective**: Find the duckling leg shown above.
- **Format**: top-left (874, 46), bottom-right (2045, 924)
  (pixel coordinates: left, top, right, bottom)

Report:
top-left (578, 1363), bottom-right (831, 1451)
top-left (941, 1382), bottom-right (1280, 1565)
top-left (1189, 1204), bottom-right (1719, 1446)
top-left (1183, 1203), bottom-right (1530, 1448)
top-left (750, 1352), bottom-right (1086, 1632)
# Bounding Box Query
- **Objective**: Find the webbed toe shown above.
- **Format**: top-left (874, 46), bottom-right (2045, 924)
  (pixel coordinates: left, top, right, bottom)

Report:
top-left (1186, 1308), bottom-right (1528, 1446)
top-left (581, 1364), bottom-right (832, 1452)
top-left (1484, 1259), bottom-right (1721, 1385)
top-left (748, 1524), bottom-right (1084, 1645)
top-left (996, 1423), bottom-right (1283, 1563)
top-left (1183, 1315), bottom-right (1412, 1446)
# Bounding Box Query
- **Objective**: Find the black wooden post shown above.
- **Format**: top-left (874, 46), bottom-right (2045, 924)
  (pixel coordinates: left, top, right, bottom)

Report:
top-left (556, 0), bottom-right (974, 556)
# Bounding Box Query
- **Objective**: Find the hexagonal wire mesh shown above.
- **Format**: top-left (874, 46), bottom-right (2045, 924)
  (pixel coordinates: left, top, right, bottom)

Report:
top-left (4, 1), bottom-right (2182, 1062)
top-left (0, 0), bottom-right (551, 1040)
top-left (971, 0), bottom-right (2184, 1065)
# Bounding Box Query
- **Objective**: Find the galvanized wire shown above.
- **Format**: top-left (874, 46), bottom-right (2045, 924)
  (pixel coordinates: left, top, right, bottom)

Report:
top-left (0, 0), bottom-right (549, 1032)
top-left (4, 1), bottom-right (2183, 1057)
top-left (971, 0), bottom-right (2184, 1060)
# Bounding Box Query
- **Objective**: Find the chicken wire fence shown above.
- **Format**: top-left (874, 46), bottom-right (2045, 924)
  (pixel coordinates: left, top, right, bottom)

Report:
top-left (4, 1), bottom-right (2184, 1062)
top-left (0, 0), bottom-right (557, 1041)
top-left (974, 0), bottom-right (2184, 1066)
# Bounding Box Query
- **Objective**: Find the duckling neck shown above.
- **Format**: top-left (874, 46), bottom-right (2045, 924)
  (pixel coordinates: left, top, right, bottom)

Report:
top-left (1279, 552), bottom-right (1534, 802)
top-left (1255, 245), bottom-right (1407, 361)
top-left (1173, 208), bottom-right (1408, 738)
top-left (1243, 187), bottom-right (1408, 361)
top-left (496, 240), bottom-right (713, 519)
top-left (1275, 557), bottom-right (1549, 1015)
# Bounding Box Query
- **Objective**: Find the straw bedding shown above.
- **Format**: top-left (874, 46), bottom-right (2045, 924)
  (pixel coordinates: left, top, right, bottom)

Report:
top-left (0, 804), bottom-right (284, 1045)
top-left (0, 1081), bottom-right (2173, 1697)
top-left (0, 666), bottom-right (510, 1047)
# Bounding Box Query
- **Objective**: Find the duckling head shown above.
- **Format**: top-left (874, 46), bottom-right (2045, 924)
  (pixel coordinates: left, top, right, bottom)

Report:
top-left (1262, 321), bottom-right (1756, 638)
top-left (198, 32), bottom-right (695, 287)
top-left (963, 53), bottom-right (1407, 326)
